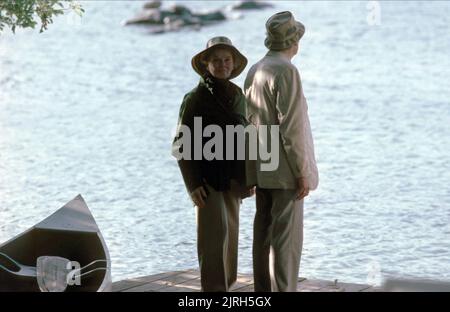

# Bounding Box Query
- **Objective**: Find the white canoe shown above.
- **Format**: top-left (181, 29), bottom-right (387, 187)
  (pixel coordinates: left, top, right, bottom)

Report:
top-left (0, 195), bottom-right (111, 292)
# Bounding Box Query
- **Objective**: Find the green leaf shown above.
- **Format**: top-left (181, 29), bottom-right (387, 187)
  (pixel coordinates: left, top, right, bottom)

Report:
top-left (0, 0), bottom-right (84, 34)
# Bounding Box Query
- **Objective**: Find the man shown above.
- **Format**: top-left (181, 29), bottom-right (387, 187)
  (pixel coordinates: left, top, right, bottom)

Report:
top-left (244, 11), bottom-right (319, 292)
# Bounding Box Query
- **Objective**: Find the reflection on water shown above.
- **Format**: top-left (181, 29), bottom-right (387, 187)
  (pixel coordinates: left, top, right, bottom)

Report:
top-left (0, 1), bottom-right (449, 284)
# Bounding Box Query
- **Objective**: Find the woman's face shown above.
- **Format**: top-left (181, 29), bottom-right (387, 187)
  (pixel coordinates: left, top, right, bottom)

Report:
top-left (205, 48), bottom-right (234, 80)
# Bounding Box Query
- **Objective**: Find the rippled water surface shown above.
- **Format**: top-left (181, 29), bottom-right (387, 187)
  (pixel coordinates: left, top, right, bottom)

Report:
top-left (1, 1), bottom-right (449, 284)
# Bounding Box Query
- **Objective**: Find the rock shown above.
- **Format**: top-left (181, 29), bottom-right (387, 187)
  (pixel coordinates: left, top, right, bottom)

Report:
top-left (164, 15), bottom-right (201, 27)
top-left (143, 0), bottom-right (162, 9)
top-left (194, 10), bottom-right (227, 23)
top-left (124, 2), bottom-right (228, 32)
top-left (123, 9), bottom-right (163, 25)
top-left (230, 0), bottom-right (273, 10)
top-left (167, 4), bottom-right (193, 16)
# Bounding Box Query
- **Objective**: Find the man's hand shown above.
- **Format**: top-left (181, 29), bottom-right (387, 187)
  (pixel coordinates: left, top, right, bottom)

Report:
top-left (296, 177), bottom-right (309, 200)
top-left (191, 186), bottom-right (208, 208)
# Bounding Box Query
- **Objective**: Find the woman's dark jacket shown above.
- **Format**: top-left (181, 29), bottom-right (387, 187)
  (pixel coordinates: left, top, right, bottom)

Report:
top-left (172, 75), bottom-right (248, 193)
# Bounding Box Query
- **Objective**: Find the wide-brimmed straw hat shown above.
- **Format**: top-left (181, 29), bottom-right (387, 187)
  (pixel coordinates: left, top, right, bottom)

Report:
top-left (191, 36), bottom-right (248, 79)
top-left (265, 11), bottom-right (305, 51)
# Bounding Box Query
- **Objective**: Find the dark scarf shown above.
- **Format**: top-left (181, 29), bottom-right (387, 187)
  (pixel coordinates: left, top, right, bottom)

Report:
top-left (200, 73), bottom-right (248, 128)
top-left (202, 73), bottom-right (239, 113)
top-left (192, 74), bottom-right (246, 192)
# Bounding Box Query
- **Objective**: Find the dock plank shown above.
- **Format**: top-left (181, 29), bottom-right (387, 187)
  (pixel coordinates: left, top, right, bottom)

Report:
top-left (230, 273), bottom-right (254, 291)
top-left (123, 269), bottom-right (199, 292)
top-left (160, 275), bottom-right (202, 292)
top-left (112, 269), bottom-right (380, 292)
top-left (112, 271), bottom-right (182, 292)
top-left (335, 281), bottom-right (374, 292)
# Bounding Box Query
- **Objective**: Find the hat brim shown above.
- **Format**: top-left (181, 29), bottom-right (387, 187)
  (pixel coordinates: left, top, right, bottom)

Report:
top-left (265, 21), bottom-right (305, 50)
top-left (192, 44), bottom-right (248, 79)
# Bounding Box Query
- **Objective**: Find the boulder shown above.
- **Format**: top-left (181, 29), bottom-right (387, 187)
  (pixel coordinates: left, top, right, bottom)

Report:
top-left (230, 1), bottom-right (273, 10)
top-left (143, 0), bottom-right (162, 9)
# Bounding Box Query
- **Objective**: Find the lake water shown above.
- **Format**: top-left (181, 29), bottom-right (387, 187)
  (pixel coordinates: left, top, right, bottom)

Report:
top-left (1, 1), bottom-right (449, 285)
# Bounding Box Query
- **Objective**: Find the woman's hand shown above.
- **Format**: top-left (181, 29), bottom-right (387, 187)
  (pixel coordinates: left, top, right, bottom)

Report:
top-left (191, 186), bottom-right (208, 208)
top-left (240, 186), bottom-right (256, 199)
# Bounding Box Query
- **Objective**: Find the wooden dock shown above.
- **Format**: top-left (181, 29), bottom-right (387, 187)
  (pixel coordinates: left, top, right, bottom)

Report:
top-left (112, 269), bottom-right (382, 292)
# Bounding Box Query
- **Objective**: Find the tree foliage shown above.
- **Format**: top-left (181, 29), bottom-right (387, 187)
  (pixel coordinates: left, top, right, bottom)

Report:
top-left (0, 0), bottom-right (84, 34)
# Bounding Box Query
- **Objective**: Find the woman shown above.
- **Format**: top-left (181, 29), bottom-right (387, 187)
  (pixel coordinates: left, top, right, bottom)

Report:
top-left (172, 36), bottom-right (251, 291)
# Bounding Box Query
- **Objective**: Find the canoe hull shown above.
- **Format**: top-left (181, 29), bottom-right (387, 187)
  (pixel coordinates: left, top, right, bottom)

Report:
top-left (0, 195), bottom-right (111, 292)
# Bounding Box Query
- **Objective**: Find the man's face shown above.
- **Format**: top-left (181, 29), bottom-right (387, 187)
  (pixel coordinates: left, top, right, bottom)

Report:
top-left (293, 42), bottom-right (300, 55)
top-left (206, 48), bottom-right (234, 80)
